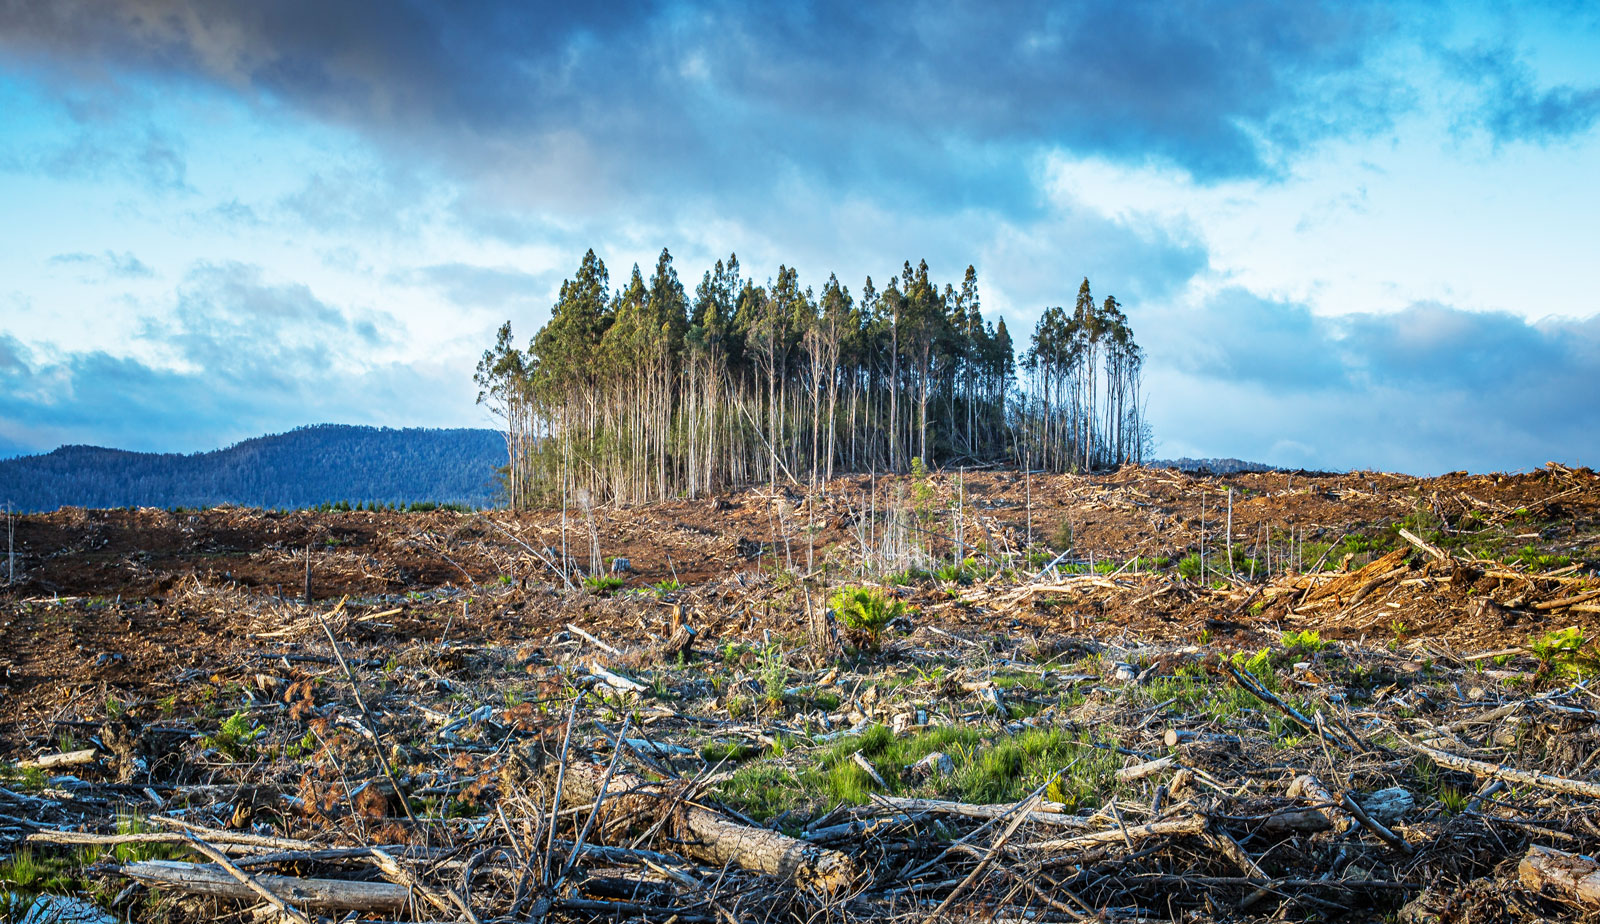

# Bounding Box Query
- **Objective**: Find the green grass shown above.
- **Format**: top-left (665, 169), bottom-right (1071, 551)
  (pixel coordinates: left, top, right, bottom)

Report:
top-left (714, 723), bottom-right (1127, 821)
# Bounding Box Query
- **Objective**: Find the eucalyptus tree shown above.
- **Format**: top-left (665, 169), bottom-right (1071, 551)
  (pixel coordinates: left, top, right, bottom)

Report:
top-left (483, 250), bottom-right (1147, 507)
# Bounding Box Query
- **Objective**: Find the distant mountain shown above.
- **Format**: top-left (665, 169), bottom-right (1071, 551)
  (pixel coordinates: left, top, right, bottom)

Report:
top-left (0, 424), bottom-right (505, 512)
top-left (1150, 457), bottom-right (1279, 475)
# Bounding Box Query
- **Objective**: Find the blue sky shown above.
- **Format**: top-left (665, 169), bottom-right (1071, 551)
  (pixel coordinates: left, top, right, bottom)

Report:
top-left (0, 1), bottom-right (1597, 473)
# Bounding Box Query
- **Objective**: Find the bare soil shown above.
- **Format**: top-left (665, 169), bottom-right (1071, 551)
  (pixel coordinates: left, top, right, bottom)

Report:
top-left (2, 463), bottom-right (1599, 922)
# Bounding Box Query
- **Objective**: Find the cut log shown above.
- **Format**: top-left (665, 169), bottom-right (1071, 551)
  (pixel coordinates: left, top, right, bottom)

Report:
top-left (19, 749), bottom-right (98, 770)
top-left (1403, 738), bottom-right (1600, 799)
top-left (1519, 845), bottom-right (1600, 906)
top-left (1028, 813), bottom-right (1207, 852)
top-left (873, 795), bottom-right (1090, 829)
top-left (117, 860), bottom-right (409, 912)
top-left (1117, 755), bottom-right (1178, 783)
top-left (1164, 729), bottom-right (1241, 748)
top-left (1284, 775), bottom-right (1353, 833)
top-left (562, 761), bottom-right (856, 893)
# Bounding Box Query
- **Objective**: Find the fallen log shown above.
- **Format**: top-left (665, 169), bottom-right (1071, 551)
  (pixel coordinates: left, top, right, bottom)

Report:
top-left (19, 749), bottom-right (98, 771)
top-left (1403, 738), bottom-right (1600, 799)
top-left (1117, 755), bottom-right (1177, 783)
top-left (562, 761), bottom-right (856, 893)
top-left (1305, 548), bottom-right (1409, 604)
top-left (1519, 845), bottom-right (1600, 906)
top-left (116, 860), bottom-right (409, 912)
top-left (872, 795), bottom-right (1091, 829)
top-left (1284, 775), bottom-right (1353, 833)
top-left (1028, 813), bottom-right (1207, 852)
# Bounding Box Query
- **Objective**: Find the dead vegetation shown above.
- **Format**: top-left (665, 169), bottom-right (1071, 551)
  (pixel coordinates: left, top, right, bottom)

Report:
top-left (3, 463), bottom-right (1600, 922)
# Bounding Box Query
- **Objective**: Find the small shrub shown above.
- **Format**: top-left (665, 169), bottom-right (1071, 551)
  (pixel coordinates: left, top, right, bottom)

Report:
top-left (830, 586), bottom-right (907, 651)
top-left (582, 575), bottom-right (625, 596)
top-left (650, 578), bottom-right (683, 597)
top-left (1527, 626), bottom-right (1600, 679)
top-left (202, 710), bottom-right (262, 761)
top-left (1281, 629), bottom-right (1329, 656)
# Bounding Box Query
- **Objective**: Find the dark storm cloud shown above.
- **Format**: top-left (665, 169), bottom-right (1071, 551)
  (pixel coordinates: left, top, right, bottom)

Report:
top-left (1446, 45), bottom-right (1600, 144)
top-left (0, 0), bottom-right (1415, 207)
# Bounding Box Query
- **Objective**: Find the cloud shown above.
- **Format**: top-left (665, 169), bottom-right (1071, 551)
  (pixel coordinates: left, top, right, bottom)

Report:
top-left (1144, 293), bottom-right (1600, 472)
top-left (146, 262), bottom-right (391, 382)
top-left (1, 120), bottom-right (191, 191)
top-left (1446, 44), bottom-right (1600, 144)
top-left (48, 249), bottom-right (155, 280)
top-left (0, 272), bottom-right (476, 455)
top-left (397, 263), bottom-right (559, 310)
top-left (0, 0), bottom-right (1417, 215)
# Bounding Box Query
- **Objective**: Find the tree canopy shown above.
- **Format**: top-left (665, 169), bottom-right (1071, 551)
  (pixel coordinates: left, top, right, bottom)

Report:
top-left (476, 249), bottom-right (1149, 507)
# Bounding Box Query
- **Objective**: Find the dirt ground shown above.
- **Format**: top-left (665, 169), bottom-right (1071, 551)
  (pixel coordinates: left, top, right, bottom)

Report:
top-left (3, 463), bottom-right (1597, 747)
top-left (3, 462), bottom-right (1599, 922)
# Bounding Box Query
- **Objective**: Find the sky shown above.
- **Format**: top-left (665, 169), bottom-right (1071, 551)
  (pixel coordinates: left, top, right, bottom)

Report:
top-left (0, 1), bottom-right (1597, 474)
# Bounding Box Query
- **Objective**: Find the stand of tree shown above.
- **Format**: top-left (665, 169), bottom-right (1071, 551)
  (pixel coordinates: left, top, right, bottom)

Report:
top-left (476, 249), bottom-right (1149, 508)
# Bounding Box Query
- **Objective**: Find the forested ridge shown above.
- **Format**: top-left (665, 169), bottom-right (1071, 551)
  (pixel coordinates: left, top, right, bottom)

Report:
top-left (476, 249), bottom-right (1149, 507)
top-left (0, 425), bottom-right (502, 512)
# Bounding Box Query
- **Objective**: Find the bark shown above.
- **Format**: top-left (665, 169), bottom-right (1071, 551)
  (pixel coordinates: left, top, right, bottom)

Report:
top-left (1520, 845), bottom-right (1600, 906)
top-left (117, 860), bottom-right (409, 912)
top-left (561, 761), bottom-right (856, 893)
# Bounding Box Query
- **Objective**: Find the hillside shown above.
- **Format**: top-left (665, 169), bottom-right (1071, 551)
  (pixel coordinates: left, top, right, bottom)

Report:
top-left (0, 424), bottom-right (504, 512)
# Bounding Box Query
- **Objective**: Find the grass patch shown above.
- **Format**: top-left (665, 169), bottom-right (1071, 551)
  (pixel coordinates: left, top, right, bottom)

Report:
top-left (715, 724), bottom-right (1127, 821)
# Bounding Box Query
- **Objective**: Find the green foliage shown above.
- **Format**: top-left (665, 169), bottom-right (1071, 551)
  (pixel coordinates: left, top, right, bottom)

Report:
top-left (758, 645), bottom-right (790, 709)
top-left (1281, 630), bottom-right (1329, 656)
top-left (1050, 518), bottom-right (1074, 552)
top-left (1510, 545), bottom-right (1571, 571)
top-left (202, 710), bottom-right (262, 761)
top-left (1526, 626), bottom-right (1600, 679)
top-left (650, 578), bottom-right (683, 597)
top-left (830, 585), bottom-right (907, 650)
top-left (582, 574), bottom-right (625, 596)
top-left (933, 558), bottom-right (979, 585)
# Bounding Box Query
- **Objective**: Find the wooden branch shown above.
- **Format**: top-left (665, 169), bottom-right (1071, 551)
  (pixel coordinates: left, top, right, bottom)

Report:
top-left (1404, 738), bottom-right (1600, 799)
top-left (1396, 528), bottom-right (1447, 561)
top-left (1029, 813), bottom-right (1207, 852)
top-left (872, 795), bottom-right (1090, 829)
top-left (1520, 845), bottom-right (1600, 906)
top-left (1116, 755), bottom-right (1177, 783)
top-left (117, 860), bottom-right (409, 912)
top-left (588, 661), bottom-right (647, 693)
top-left (561, 761), bottom-right (856, 893)
top-left (1339, 793), bottom-right (1412, 854)
top-left (18, 749), bottom-right (97, 770)
top-left (567, 623), bottom-right (621, 655)
top-left (181, 833), bottom-right (312, 924)
top-left (1284, 775), bottom-right (1353, 833)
